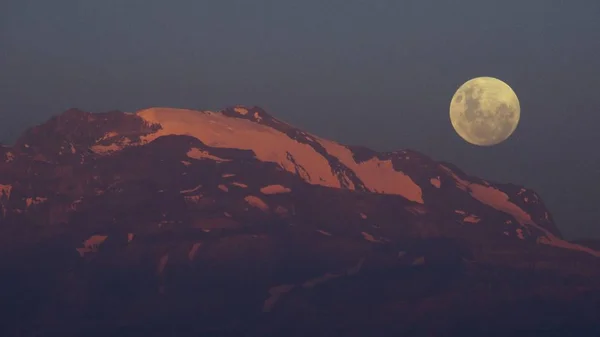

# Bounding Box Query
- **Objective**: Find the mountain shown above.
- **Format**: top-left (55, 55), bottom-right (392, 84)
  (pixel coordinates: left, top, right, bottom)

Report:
top-left (1, 106), bottom-right (599, 336)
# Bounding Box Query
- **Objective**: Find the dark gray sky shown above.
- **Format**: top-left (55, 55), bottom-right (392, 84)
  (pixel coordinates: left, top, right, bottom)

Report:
top-left (1, 0), bottom-right (599, 239)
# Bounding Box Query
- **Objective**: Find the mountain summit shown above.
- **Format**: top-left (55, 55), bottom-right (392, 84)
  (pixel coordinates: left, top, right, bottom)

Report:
top-left (2, 106), bottom-right (586, 251)
top-left (1, 106), bottom-right (599, 336)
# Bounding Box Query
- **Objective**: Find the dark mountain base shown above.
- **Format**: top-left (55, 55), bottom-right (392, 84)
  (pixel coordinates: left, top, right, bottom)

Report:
top-left (2, 232), bottom-right (600, 337)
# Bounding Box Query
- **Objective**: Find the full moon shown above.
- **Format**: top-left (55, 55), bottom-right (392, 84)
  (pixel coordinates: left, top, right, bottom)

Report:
top-left (449, 77), bottom-right (520, 146)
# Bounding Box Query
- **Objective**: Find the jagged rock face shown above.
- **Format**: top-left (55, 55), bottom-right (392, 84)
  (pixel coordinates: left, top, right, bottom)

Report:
top-left (12, 109), bottom-right (157, 163)
top-left (1, 106), bottom-right (599, 336)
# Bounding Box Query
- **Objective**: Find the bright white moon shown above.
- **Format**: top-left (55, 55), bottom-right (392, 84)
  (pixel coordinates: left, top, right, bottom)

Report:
top-left (449, 77), bottom-right (520, 146)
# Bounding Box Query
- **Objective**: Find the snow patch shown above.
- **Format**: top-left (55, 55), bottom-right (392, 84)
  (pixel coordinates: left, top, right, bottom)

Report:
top-left (263, 284), bottom-right (295, 312)
top-left (346, 258), bottom-right (365, 276)
top-left (263, 258), bottom-right (364, 307)
top-left (137, 108), bottom-right (339, 187)
top-left (26, 197), bottom-right (48, 208)
top-left (222, 173), bottom-right (236, 178)
top-left (244, 195), bottom-right (269, 212)
top-left (5, 152), bottom-right (14, 163)
top-left (231, 182), bottom-right (248, 188)
top-left (406, 205), bottom-right (427, 215)
top-left (302, 272), bottom-right (342, 288)
top-left (430, 177), bottom-right (441, 188)
top-left (157, 254), bottom-right (169, 275)
top-left (181, 160), bottom-right (191, 166)
top-left (274, 206), bottom-right (288, 216)
top-left (128, 233), bottom-right (134, 243)
top-left (180, 184), bottom-right (202, 194)
top-left (234, 107), bottom-right (249, 115)
top-left (0, 184), bottom-right (12, 199)
top-left (516, 229), bottom-right (525, 240)
top-left (187, 148), bottom-right (230, 162)
top-left (69, 198), bottom-right (83, 212)
top-left (361, 232), bottom-right (382, 243)
top-left (260, 184), bottom-right (292, 195)
top-left (442, 166), bottom-right (532, 225)
top-left (463, 215), bottom-right (481, 223)
top-left (90, 133), bottom-right (130, 154)
top-left (316, 229), bottom-right (332, 236)
top-left (90, 142), bottom-right (125, 154)
top-left (536, 236), bottom-right (600, 257)
top-left (99, 131), bottom-right (119, 140)
top-left (218, 184), bottom-right (229, 192)
top-left (440, 165), bottom-right (600, 257)
top-left (76, 235), bottom-right (108, 257)
top-left (360, 213), bottom-right (368, 219)
top-left (184, 195), bottom-right (202, 204)
top-left (188, 243), bottom-right (202, 261)
top-left (317, 139), bottom-right (423, 203)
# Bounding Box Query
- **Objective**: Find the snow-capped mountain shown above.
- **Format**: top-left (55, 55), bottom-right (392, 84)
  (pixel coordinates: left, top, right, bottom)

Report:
top-left (2, 106), bottom-right (594, 255)
top-left (1, 106), bottom-right (599, 336)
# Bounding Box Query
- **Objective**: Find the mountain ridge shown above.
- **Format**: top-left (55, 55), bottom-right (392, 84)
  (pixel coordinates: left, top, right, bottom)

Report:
top-left (2, 106), bottom-right (558, 234)
top-left (2, 106), bottom-right (569, 241)
top-left (2, 105), bottom-right (600, 336)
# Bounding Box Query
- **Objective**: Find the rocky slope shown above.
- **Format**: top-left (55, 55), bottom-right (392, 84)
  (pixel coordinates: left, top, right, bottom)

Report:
top-left (0, 106), bottom-right (599, 336)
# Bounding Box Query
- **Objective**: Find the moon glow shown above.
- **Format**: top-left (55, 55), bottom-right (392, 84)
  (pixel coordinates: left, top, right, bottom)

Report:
top-left (450, 77), bottom-right (520, 146)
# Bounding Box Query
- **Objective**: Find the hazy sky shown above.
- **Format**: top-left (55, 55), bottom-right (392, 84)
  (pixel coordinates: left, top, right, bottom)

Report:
top-left (1, 0), bottom-right (599, 239)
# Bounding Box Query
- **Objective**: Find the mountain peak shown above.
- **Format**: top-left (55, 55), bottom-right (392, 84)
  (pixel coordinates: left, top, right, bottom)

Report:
top-left (1, 105), bottom-right (598, 258)
top-left (3, 104), bottom-right (600, 335)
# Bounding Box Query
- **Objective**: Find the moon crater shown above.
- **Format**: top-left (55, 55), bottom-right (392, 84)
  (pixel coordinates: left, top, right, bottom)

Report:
top-left (450, 77), bottom-right (520, 146)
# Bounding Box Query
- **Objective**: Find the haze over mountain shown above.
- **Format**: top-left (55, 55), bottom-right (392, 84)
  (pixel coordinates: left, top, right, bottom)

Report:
top-left (1, 106), bottom-right (599, 336)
